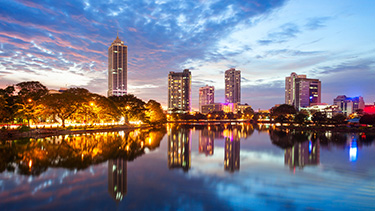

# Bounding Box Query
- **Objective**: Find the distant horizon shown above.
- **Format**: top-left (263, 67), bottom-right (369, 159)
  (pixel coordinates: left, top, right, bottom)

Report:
top-left (1, 0), bottom-right (374, 110)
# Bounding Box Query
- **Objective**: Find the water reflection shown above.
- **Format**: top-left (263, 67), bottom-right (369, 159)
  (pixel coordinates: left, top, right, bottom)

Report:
top-left (199, 128), bottom-right (214, 156)
top-left (269, 129), bottom-right (375, 164)
top-left (108, 158), bottom-right (127, 202)
top-left (0, 127), bottom-right (166, 176)
top-left (284, 140), bottom-right (320, 169)
top-left (224, 128), bottom-right (240, 172)
top-left (168, 125), bottom-right (191, 171)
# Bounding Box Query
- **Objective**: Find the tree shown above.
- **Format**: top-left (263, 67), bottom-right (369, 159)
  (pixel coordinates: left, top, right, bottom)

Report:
top-left (271, 104), bottom-right (297, 118)
top-left (243, 107), bottom-right (255, 119)
top-left (110, 94), bottom-right (147, 123)
top-left (145, 100), bottom-right (166, 124)
top-left (41, 88), bottom-right (87, 127)
top-left (332, 113), bottom-right (346, 124)
top-left (294, 112), bottom-right (308, 125)
top-left (312, 112), bottom-right (327, 125)
top-left (359, 114), bottom-right (375, 126)
top-left (0, 86), bottom-right (17, 126)
top-left (16, 81), bottom-right (48, 126)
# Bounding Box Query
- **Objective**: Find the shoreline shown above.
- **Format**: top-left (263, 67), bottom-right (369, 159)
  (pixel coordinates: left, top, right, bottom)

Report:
top-left (0, 124), bottom-right (155, 141)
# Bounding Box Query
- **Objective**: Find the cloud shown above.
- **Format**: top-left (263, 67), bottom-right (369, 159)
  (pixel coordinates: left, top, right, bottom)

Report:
top-left (258, 23), bottom-right (300, 45)
top-left (305, 17), bottom-right (331, 30)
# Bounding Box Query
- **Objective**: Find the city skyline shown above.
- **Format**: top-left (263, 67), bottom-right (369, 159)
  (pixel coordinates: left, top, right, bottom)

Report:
top-left (0, 0), bottom-right (374, 110)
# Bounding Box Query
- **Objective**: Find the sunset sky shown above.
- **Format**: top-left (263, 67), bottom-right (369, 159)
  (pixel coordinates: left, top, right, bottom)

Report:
top-left (0, 0), bottom-right (374, 110)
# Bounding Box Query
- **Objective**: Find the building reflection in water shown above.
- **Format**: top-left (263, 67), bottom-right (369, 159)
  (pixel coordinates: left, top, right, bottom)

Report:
top-left (168, 126), bottom-right (191, 171)
top-left (224, 127), bottom-right (240, 172)
top-left (108, 158), bottom-right (127, 202)
top-left (199, 126), bottom-right (214, 156)
top-left (285, 140), bottom-right (320, 169)
top-left (349, 136), bottom-right (358, 162)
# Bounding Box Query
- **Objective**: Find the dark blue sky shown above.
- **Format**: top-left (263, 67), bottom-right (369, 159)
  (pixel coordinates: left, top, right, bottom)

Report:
top-left (0, 0), bottom-right (374, 109)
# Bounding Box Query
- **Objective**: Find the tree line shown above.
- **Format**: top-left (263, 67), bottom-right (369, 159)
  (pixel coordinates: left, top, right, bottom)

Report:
top-left (0, 81), bottom-right (166, 128)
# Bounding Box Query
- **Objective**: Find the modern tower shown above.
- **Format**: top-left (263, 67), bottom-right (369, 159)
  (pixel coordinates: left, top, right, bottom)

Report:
top-left (168, 69), bottom-right (191, 112)
top-left (199, 85), bottom-right (214, 113)
top-left (225, 68), bottom-right (241, 104)
top-left (108, 35), bottom-right (128, 97)
top-left (285, 72), bottom-right (321, 110)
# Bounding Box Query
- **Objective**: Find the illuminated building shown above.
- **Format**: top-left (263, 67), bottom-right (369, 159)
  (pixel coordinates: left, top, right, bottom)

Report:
top-left (168, 126), bottom-right (191, 171)
top-left (108, 158), bottom-right (127, 202)
top-left (285, 72), bottom-right (321, 110)
top-left (224, 128), bottom-right (240, 172)
top-left (333, 95), bottom-right (365, 116)
top-left (225, 68), bottom-right (241, 104)
top-left (284, 140), bottom-right (320, 169)
top-left (199, 128), bottom-right (214, 156)
top-left (168, 69), bottom-right (191, 113)
top-left (201, 103), bottom-right (223, 114)
top-left (108, 35), bottom-right (128, 97)
top-left (199, 85), bottom-right (214, 113)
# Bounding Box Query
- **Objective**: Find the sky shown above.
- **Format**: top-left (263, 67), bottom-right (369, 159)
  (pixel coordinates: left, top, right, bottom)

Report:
top-left (0, 0), bottom-right (374, 110)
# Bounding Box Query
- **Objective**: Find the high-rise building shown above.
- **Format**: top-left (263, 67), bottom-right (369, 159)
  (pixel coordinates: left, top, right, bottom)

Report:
top-left (168, 69), bottom-right (191, 112)
top-left (199, 85), bottom-right (214, 113)
top-left (108, 35), bottom-right (128, 97)
top-left (285, 72), bottom-right (306, 105)
top-left (285, 72), bottom-right (321, 110)
top-left (108, 158), bottom-right (127, 202)
top-left (333, 95), bottom-right (365, 116)
top-left (225, 68), bottom-right (241, 104)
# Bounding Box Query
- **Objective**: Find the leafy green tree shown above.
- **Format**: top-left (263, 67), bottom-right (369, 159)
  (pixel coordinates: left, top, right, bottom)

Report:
top-left (110, 94), bottom-right (147, 123)
top-left (312, 112), bottom-right (327, 125)
top-left (41, 88), bottom-right (88, 127)
top-left (16, 81), bottom-right (48, 126)
top-left (271, 104), bottom-right (296, 118)
top-left (243, 107), bottom-right (255, 119)
top-left (0, 86), bottom-right (17, 126)
top-left (294, 112), bottom-right (308, 125)
top-left (332, 113), bottom-right (346, 124)
top-left (359, 114), bottom-right (375, 126)
top-left (145, 100), bottom-right (166, 124)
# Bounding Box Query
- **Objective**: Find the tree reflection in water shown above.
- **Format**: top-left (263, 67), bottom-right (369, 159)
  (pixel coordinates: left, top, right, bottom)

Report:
top-left (0, 127), bottom-right (166, 176)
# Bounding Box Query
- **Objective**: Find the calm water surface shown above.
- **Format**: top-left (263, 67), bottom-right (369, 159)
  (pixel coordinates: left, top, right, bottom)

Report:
top-left (0, 123), bottom-right (374, 210)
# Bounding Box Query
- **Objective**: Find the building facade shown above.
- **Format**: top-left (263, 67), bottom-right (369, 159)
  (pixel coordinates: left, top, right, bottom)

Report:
top-left (285, 72), bottom-right (321, 110)
top-left (168, 69), bottom-right (191, 112)
top-left (333, 95), bottom-right (365, 116)
top-left (199, 85), bottom-right (214, 113)
top-left (225, 68), bottom-right (241, 104)
top-left (108, 35), bottom-right (128, 97)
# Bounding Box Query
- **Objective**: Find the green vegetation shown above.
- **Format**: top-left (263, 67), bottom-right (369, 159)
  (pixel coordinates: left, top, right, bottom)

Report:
top-left (0, 81), bottom-right (166, 128)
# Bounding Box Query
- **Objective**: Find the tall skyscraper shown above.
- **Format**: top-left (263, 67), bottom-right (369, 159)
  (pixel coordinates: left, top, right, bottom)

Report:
top-left (168, 69), bottom-right (191, 112)
top-left (285, 72), bottom-right (321, 110)
top-left (285, 72), bottom-right (306, 105)
top-left (199, 85), bottom-right (214, 113)
top-left (108, 35), bottom-right (128, 97)
top-left (225, 68), bottom-right (241, 104)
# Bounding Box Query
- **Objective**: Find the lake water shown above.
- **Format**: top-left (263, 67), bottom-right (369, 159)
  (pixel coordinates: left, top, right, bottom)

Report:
top-left (0, 123), bottom-right (374, 210)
